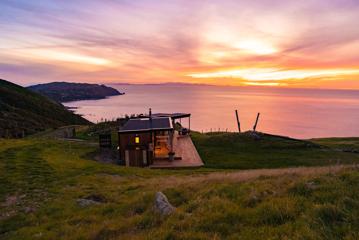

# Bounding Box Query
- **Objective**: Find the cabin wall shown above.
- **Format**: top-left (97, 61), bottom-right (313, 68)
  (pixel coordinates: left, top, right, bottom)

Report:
top-left (118, 132), bottom-right (153, 167)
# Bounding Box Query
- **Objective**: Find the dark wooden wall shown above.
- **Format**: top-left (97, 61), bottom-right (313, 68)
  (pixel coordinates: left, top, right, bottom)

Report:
top-left (118, 132), bottom-right (153, 167)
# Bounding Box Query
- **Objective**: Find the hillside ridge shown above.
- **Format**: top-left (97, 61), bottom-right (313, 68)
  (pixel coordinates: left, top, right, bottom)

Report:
top-left (28, 81), bottom-right (123, 102)
top-left (0, 79), bottom-right (90, 138)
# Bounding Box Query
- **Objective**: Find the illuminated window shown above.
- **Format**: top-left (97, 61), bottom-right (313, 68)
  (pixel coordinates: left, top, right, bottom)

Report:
top-left (135, 136), bottom-right (140, 144)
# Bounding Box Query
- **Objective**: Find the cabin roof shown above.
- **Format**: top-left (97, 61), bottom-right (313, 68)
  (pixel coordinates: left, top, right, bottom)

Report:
top-left (151, 113), bottom-right (190, 119)
top-left (119, 117), bottom-right (173, 133)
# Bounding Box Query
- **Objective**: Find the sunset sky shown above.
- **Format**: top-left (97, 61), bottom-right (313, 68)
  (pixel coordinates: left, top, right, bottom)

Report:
top-left (1, 0), bottom-right (359, 89)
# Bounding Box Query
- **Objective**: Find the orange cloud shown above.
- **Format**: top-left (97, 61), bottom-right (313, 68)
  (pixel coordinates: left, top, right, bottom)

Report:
top-left (0, 1), bottom-right (358, 89)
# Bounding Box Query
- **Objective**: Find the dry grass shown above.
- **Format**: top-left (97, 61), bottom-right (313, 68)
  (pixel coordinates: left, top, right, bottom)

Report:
top-left (142, 165), bottom-right (357, 191)
top-left (2, 137), bottom-right (359, 239)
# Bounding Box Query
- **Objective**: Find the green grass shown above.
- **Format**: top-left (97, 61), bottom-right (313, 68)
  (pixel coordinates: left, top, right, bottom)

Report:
top-left (312, 137), bottom-right (359, 150)
top-left (75, 124), bottom-right (119, 146)
top-left (0, 79), bottom-right (90, 137)
top-left (191, 132), bottom-right (359, 169)
top-left (1, 134), bottom-right (359, 239)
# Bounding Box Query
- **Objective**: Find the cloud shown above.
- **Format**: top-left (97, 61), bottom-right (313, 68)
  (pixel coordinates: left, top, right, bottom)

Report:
top-left (0, 0), bottom-right (358, 88)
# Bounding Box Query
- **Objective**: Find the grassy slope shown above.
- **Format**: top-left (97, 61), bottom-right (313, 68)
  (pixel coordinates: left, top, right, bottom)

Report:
top-left (1, 136), bottom-right (359, 239)
top-left (75, 122), bottom-right (122, 144)
top-left (0, 79), bottom-right (90, 137)
top-left (191, 132), bottom-right (359, 169)
top-left (312, 137), bottom-right (359, 150)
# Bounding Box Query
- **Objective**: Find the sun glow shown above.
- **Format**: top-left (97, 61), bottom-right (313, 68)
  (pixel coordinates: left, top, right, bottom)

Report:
top-left (44, 52), bottom-right (111, 66)
top-left (1, 1), bottom-right (359, 89)
top-left (243, 82), bottom-right (282, 86)
top-left (234, 40), bottom-right (278, 55)
top-left (13, 49), bottom-right (111, 66)
top-left (188, 68), bottom-right (359, 81)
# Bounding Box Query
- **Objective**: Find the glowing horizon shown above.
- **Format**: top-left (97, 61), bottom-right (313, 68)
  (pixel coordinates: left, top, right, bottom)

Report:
top-left (0, 0), bottom-right (359, 89)
top-left (187, 68), bottom-right (359, 87)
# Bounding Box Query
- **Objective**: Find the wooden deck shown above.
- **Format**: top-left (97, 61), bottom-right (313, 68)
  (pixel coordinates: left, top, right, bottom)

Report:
top-left (150, 134), bottom-right (204, 168)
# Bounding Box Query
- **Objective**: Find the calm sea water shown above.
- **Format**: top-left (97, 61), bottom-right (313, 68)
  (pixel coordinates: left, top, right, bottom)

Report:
top-left (65, 84), bottom-right (359, 139)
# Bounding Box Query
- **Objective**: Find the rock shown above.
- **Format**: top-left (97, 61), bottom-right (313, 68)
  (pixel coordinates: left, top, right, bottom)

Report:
top-left (0, 210), bottom-right (17, 221)
top-left (76, 194), bottom-right (107, 207)
top-left (154, 192), bottom-right (175, 216)
top-left (246, 194), bottom-right (260, 207)
top-left (24, 206), bottom-right (36, 213)
top-left (76, 198), bottom-right (101, 207)
top-left (84, 194), bottom-right (107, 203)
top-left (343, 148), bottom-right (359, 154)
top-left (3, 195), bottom-right (19, 207)
top-left (305, 181), bottom-right (319, 190)
top-left (262, 190), bottom-right (277, 197)
top-left (34, 232), bottom-right (43, 238)
top-left (246, 131), bottom-right (261, 140)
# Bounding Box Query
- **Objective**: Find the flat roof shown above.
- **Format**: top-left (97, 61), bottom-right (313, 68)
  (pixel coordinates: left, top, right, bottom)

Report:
top-left (119, 117), bottom-right (173, 133)
top-left (150, 113), bottom-right (191, 119)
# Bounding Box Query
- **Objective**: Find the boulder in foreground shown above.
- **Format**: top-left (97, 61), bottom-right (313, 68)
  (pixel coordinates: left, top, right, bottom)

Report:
top-left (154, 192), bottom-right (175, 216)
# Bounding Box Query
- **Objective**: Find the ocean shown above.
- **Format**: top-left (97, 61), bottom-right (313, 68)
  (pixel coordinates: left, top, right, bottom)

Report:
top-left (65, 84), bottom-right (359, 139)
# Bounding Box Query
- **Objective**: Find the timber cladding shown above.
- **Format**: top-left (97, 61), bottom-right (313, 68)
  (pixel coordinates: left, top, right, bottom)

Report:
top-left (118, 132), bottom-right (153, 167)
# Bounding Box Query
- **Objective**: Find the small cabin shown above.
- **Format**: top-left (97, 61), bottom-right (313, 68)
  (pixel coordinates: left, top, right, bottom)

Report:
top-left (118, 112), bottom-right (191, 167)
top-left (118, 117), bottom-right (174, 167)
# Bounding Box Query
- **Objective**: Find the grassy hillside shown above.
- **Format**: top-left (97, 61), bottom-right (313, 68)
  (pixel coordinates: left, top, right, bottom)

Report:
top-left (0, 137), bottom-right (359, 239)
top-left (191, 132), bottom-right (359, 169)
top-left (0, 79), bottom-right (90, 137)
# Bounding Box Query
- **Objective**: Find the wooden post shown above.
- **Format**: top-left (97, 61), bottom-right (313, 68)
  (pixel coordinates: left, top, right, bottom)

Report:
top-left (149, 108), bottom-right (155, 159)
top-left (118, 133), bottom-right (121, 162)
top-left (235, 110), bottom-right (241, 133)
top-left (188, 116), bottom-right (191, 133)
top-left (253, 113), bottom-right (260, 132)
top-left (171, 130), bottom-right (174, 153)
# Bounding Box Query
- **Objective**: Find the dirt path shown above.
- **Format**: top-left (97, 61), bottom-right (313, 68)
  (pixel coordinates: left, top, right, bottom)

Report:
top-left (147, 164), bottom-right (358, 189)
top-left (197, 164), bottom-right (355, 181)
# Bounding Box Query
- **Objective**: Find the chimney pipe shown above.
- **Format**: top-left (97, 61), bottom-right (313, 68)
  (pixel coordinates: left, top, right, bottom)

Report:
top-left (149, 108), bottom-right (153, 128)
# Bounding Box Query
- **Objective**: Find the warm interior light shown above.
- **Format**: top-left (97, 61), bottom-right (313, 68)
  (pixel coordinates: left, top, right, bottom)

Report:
top-left (135, 136), bottom-right (140, 144)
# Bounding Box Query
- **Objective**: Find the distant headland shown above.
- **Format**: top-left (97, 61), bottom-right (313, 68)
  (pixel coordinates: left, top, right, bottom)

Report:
top-left (28, 82), bottom-right (124, 103)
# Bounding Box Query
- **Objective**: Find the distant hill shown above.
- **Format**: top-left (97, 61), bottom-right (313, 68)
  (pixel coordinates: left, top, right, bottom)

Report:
top-left (0, 79), bottom-right (91, 138)
top-left (28, 82), bottom-right (123, 102)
